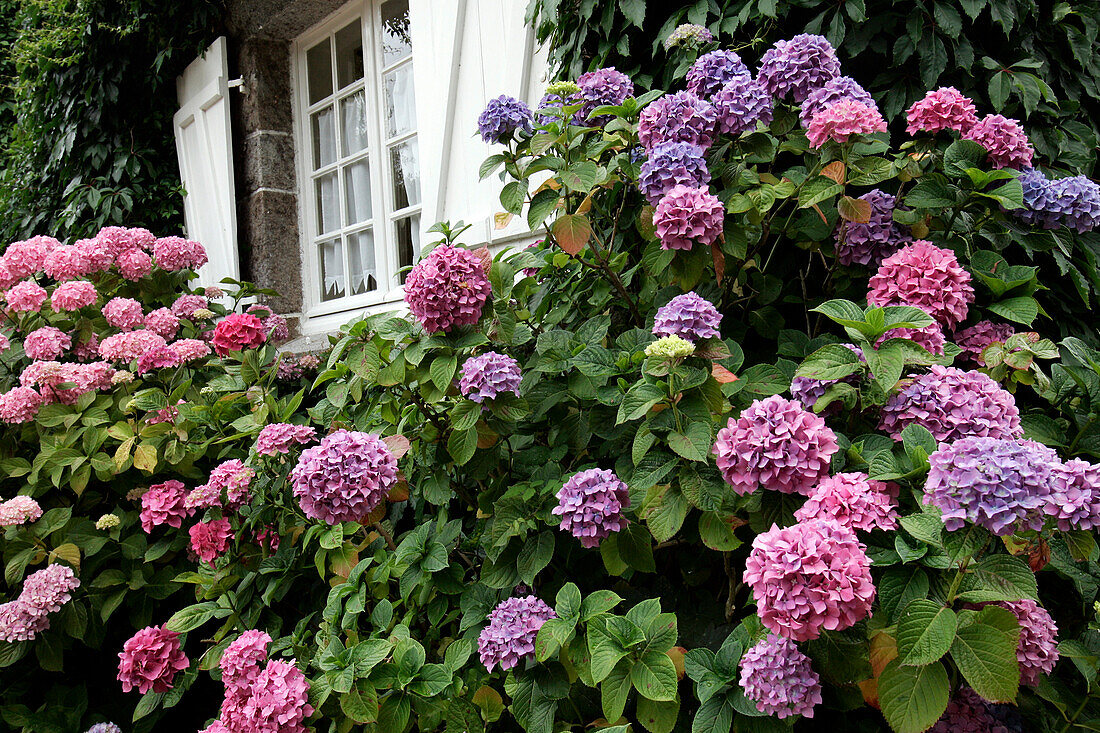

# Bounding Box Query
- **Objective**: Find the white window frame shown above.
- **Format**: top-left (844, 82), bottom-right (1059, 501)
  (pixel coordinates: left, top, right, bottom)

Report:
top-left (292, 0), bottom-right (422, 322)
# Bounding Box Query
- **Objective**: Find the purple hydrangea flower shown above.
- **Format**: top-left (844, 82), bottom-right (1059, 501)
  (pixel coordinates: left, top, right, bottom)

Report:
top-left (1048, 175), bottom-right (1100, 233)
top-left (799, 75), bottom-right (877, 126)
top-left (478, 95), bottom-right (535, 143)
top-left (404, 244), bottom-right (492, 333)
top-left (85, 724), bottom-right (123, 733)
top-left (552, 468), bottom-right (630, 548)
top-left (955, 320), bottom-right (1015, 366)
top-left (932, 687), bottom-right (1020, 733)
top-left (575, 67), bottom-right (634, 126)
top-left (638, 142), bottom-right (710, 205)
top-left (963, 114), bottom-right (1034, 170)
top-left (638, 91), bottom-right (717, 151)
top-left (1015, 168), bottom-right (1060, 228)
top-left (459, 351), bottom-right (522, 403)
top-left (652, 291), bottom-right (722, 341)
top-left (290, 430), bottom-right (398, 524)
top-left (757, 34), bottom-right (841, 103)
top-left (879, 365), bottom-right (1022, 443)
top-left (478, 596), bottom-right (556, 671)
top-left (994, 599), bottom-right (1059, 686)
top-left (739, 634), bottom-right (823, 718)
top-left (1048, 458), bottom-right (1100, 531)
top-left (535, 92), bottom-right (572, 125)
top-left (686, 50), bottom-right (749, 98)
top-left (712, 74), bottom-right (773, 136)
top-left (925, 436), bottom-right (1058, 535)
top-left (790, 343), bottom-right (864, 410)
top-left (834, 189), bottom-right (911, 267)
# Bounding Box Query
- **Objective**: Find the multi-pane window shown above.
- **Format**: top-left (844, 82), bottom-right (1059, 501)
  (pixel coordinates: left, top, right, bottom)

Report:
top-left (297, 0), bottom-right (421, 312)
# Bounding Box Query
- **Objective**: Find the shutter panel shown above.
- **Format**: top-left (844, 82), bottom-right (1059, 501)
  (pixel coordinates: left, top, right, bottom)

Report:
top-left (173, 36), bottom-right (240, 288)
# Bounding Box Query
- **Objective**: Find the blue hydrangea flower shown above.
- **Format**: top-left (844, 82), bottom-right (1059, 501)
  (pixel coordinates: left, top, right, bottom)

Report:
top-left (477, 95), bottom-right (534, 143)
top-left (713, 73), bottom-right (773, 135)
top-left (757, 34), bottom-right (841, 103)
top-left (638, 142), bottom-right (710, 205)
top-left (686, 50), bottom-right (750, 98)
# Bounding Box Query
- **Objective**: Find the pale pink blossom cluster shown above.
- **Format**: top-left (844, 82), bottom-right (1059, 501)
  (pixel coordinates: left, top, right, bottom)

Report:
top-left (50, 280), bottom-right (97, 312)
top-left (793, 472), bottom-right (899, 532)
top-left (0, 386), bottom-right (43, 423)
top-left (43, 245), bottom-right (94, 280)
top-left (3, 236), bottom-right (60, 279)
top-left (99, 330), bottom-right (167, 362)
top-left (144, 308), bottom-right (181, 339)
top-left (136, 345), bottom-right (184, 375)
top-left (171, 294), bottom-right (209, 318)
top-left (116, 248), bottom-right (153, 280)
top-left (963, 114), bottom-right (1035, 170)
top-left (0, 495), bottom-right (42, 526)
top-left (992, 600), bottom-right (1059, 687)
top-left (169, 338), bottom-right (213, 363)
top-left (20, 360), bottom-right (115, 404)
top-left (102, 297), bottom-right (145, 330)
top-left (23, 326), bottom-right (71, 360)
top-left (653, 184), bottom-right (725, 250)
top-left (0, 564), bottom-right (80, 643)
top-left (117, 625), bottom-right (190, 694)
top-left (152, 236), bottom-right (209, 271)
top-left (198, 459), bottom-right (256, 509)
top-left (6, 280), bottom-right (47, 312)
top-left (905, 87), bottom-right (978, 135)
top-left (805, 99), bottom-right (887, 147)
top-left (206, 631), bottom-right (313, 733)
top-left (867, 240), bottom-right (974, 329)
top-left (255, 423), bottom-right (316, 456)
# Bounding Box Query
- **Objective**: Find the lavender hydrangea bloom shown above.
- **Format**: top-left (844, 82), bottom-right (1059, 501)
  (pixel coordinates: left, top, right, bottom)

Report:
top-left (790, 344), bottom-right (864, 410)
top-left (1015, 168), bottom-right (1060, 228)
top-left (535, 92), bottom-right (573, 125)
top-left (553, 468), bottom-right (630, 547)
top-left (290, 430), bottom-right (398, 524)
top-left (638, 91), bottom-right (717, 151)
top-left (834, 189), bottom-right (911, 267)
top-left (477, 95), bottom-right (534, 143)
top-left (799, 75), bottom-right (877, 126)
top-left (739, 635), bottom-right (823, 718)
top-left (925, 436), bottom-right (1058, 535)
top-left (85, 725), bottom-right (123, 733)
top-left (477, 596), bottom-right (556, 672)
top-left (574, 67), bottom-right (633, 126)
top-left (652, 291), bottom-right (722, 341)
top-left (712, 74), bottom-right (773, 136)
top-left (1049, 175), bottom-right (1100, 233)
top-left (686, 50), bottom-right (749, 98)
top-left (995, 599), bottom-right (1059, 686)
top-left (1049, 458), bottom-right (1100, 531)
top-left (637, 142), bottom-right (710, 205)
top-left (757, 34), bottom-right (841, 103)
top-left (459, 352), bottom-right (521, 403)
top-left (955, 320), bottom-right (1015, 366)
top-left (932, 687), bottom-right (1021, 733)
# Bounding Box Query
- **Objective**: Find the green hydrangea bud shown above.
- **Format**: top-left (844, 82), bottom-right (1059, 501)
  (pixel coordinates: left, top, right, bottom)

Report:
top-left (95, 513), bottom-right (120, 530)
top-left (191, 308), bottom-right (215, 319)
top-left (645, 335), bottom-right (695, 359)
top-left (546, 80), bottom-right (580, 97)
top-left (111, 370), bottom-right (134, 385)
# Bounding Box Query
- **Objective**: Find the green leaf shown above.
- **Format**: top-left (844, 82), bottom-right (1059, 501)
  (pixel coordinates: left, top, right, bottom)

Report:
top-left (879, 566), bottom-right (931, 623)
top-left (560, 161), bottom-right (599, 192)
top-left (450, 399), bottom-right (481, 431)
top-left (667, 420), bottom-right (712, 462)
top-left (698, 512), bottom-right (742, 551)
top-left (643, 485), bottom-right (689, 542)
top-left (602, 659), bottom-right (633, 721)
top-left (551, 213), bottom-right (592, 255)
top-left (636, 694), bottom-right (680, 733)
top-left (905, 178), bottom-right (957, 208)
top-left (517, 531), bottom-right (555, 584)
top-left (796, 343), bottom-right (861, 381)
top-left (500, 180), bottom-right (527, 214)
top-left (588, 616), bottom-right (629, 683)
top-left (956, 554), bottom-right (1038, 603)
top-left (618, 0), bottom-right (646, 27)
top-left (618, 524), bottom-right (656, 573)
top-left (899, 512), bottom-right (944, 547)
top-left (430, 354), bottom-right (458, 391)
top-left (798, 177), bottom-right (844, 208)
top-left (631, 649), bottom-right (679, 701)
top-left (1065, 530), bottom-right (1100, 563)
top-left (447, 427), bottom-right (478, 465)
top-left (896, 599), bottom-right (958, 666)
top-left (878, 660), bottom-right (950, 733)
top-left (691, 696), bottom-right (734, 733)
top-left (950, 606), bottom-right (1020, 702)
top-left (987, 296), bottom-right (1039, 326)
top-left (581, 590), bottom-right (624, 620)
top-left (527, 188), bottom-right (560, 229)
top-left (617, 381), bottom-right (665, 424)
top-left (165, 602), bottom-right (221, 633)
top-left (340, 684), bottom-right (379, 723)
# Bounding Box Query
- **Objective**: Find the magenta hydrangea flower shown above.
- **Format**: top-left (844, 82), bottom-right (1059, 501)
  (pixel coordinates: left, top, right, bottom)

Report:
top-left (638, 91), bottom-right (717, 151)
top-left (993, 599), bottom-right (1058, 686)
top-left (799, 75), bottom-right (876, 126)
top-left (136, 344), bottom-right (183, 374)
top-left (743, 518), bottom-right (874, 641)
top-left (879, 365), bottom-right (1022, 443)
top-left (1049, 458), bottom-right (1100, 531)
top-left (153, 236), bottom-right (208, 271)
top-left (653, 184), bottom-right (725, 251)
top-left (43, 245), bottom-right (92, 280)
top-left (712, 73), bottom-right (773, 135)
top-left (867, 240), bottom-right (974, 329)
top-left (955, 321), bottom-right (1015, 365)
top-left (103, 297), bottom-right (145, 331)
top-left (0, 600), bottom-right (47, 642)
top-left (652, 291), bottom-right (722, 341)
top-left (50, 280), bottom-right (97, 312)
top-left (171, 294), bottom-right (209, 318)
top-left (713, 395), bottom-right (839, 496)
top-left (552, 468), bottom-right (630, 548)
top-left (925, 436), bottom-right (1058, 535)
top-left (139, 480), bottom-right (194, 533)
top-left (5, 280), bottom-right (47, 312)
top-left (24, 326), bottom-right (71, 360)
top-left (190, 518), bottom-right (234, 567)
top-left (20, 564), bottom-right (79, 614)
top-left (0, 495), bottom-right (42, 526)
top-left (963, 114), bottom-right (1034, 170)
top-left (806, 99), bottom-right (887, 147)
top-left (220, 629), bottom-right (272, 695)
top-left (574, 67), bottom-right (634, 126)
top-left (834, 189), bottom-right (911, 267)
top-left (876, 321), bottom-right (947, 356)
top-left (794, 472), bottom-right (899, 532)
top-left (201, 459), bottom-right (256, 509)
top-left (931, 687), bottom-right (1018, 733)
top-left (117, 625), bottom-right (190, 694)
top-left (757, 34), bottom-right (841, 103)
top-left (3, 236), bottom-right (59, 278)
top-left (98, 330), bottom-right (167, 362)
top-left (459, 351), bottom-right (522, 403)
top-left (638, 142), bottom-right (710, 205)
top-left (144, 308), bottom-right (181, 339)
top-left (477, 595), bottom-right (556, 672)
top-left (478, 95), bottom-right (535, 143)
top-left (404, 244), bottom-right (492, 333)
top-left (738, 634), bottom-right (822, 718)
top-left (0, 386), bottom-right (43, 423)
top-left (117, 248), bottom-right (153, 280)
top-left (686, 50), bottom-right (749, 98)
top-left (906, 87), bottom-right (979, 135)
top-left (291, 430), bottom-right (398, 524)
top-left (256, 423), bottom-right (317, 456)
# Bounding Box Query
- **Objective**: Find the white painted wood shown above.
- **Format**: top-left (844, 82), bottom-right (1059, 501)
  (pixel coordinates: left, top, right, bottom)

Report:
top-left (174, 36), bottom-right (240, 289)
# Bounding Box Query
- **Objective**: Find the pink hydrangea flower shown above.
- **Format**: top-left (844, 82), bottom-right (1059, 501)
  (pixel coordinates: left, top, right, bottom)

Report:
top-left (50, 280), bottom-right (97, 312)
top-left (794, 472), bottom-right (899, 532)
top-left (805, 99), bottom-right (887, 147)
top-left (246, 305), bottom-right (290, 342)
top-left (73, 333), bottom-right (99, 361)
top-left (963, 114), bottom-right (1034, 170)
top-left (0, 386), bottom-right (43, 423)
top-left (739, 634), bottom-right (822, 718)
top-left (867, 240), bottom-right (974, 329)
top-left (290, 430), bottom-right (398, 524)
top-left (478, 596), bottom-right (556, 671)
top-left (955, 320), bottom-right (1015, 365)
top-left (73, 238), bottom-right (113, 273)
top-left (459, 351), bottom-right (522, 403)
top-left (0, 495), bottom-right (42, 526)
top-left (404, 244), bottom-right (492, 333)
top-left (654, 184), bottom-right (725, 251)
top-left (0, 262), bottom-right (13, 293)
top-left (236, 659), bottom-right (313, 732)
top-left (220, 630), bottom-right (272, 695)
top-left (43, 245), bottom-right (92, 281)
top-left (905, 87), bottom-right (979, 135)
top-left (212, 313), bottom-right (267, 356)
top-left (169, 338), bottom-right (213, 363)
top-left (116, 248), bottom-right (153, 280)
top-left (97, 226), bottom-right (155, 256)
top-left (552, 468), bottom-right (630, 548)
top-left (152, 236), bottom-right (209, 271)
top-left (136, 344), bottom-right (184, 374)
top-left (20, 564), bottom-right (80, 614)
top-left (117, 625), bottom-right (190, 694)
top-left (3, 236), bottom-right (60, 278)
top-left (103, 297), bottom-right (145, 330)
top-left (5, 280), bottom-right (47, 312)
top-left (99, 330), bottom-right (167, 362)
top-left (931, 687), bottom-right (1017, 733)
top-left (139, 480), bottom-right (193, 533)
top-left (189, 518), bottom-right (234, 567)
top-left (24, 326), bottom-right (72, 360)
top-left (200, 460), bottom-right (256, 510)
top-left (205, 286), bottom-right (225, 299)
top-left (993, 599), bottom-right (1059, 686)
top-left (19, 361), bottom-right (114, 405)
top-left (144, 308), bottom-right (181, 339)
top-left (171, 294), bottom-right (209, 318)
top-left (880, 365), bottom-right (1022, 443)
top-left (255, 423), bottom-right (316, 456)
top-left (713, 395), bottom-right (838, 495)
top-left (1049, 458), bottom-right (1100, 531)
top-left (0, 600), bottom-right (48, 642)
top-left (743, 518), bottom-right (875, 641)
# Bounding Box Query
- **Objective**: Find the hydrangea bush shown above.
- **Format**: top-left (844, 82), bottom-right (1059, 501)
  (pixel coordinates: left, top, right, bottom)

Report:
top-left (2, 29), bottom-right (1100, 733)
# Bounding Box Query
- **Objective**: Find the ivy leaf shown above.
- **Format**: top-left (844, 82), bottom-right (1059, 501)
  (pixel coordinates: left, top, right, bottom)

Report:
top-left (877, 659), bottom-right (950, 733)
top-left (896, 599), bottom-right (958, 666)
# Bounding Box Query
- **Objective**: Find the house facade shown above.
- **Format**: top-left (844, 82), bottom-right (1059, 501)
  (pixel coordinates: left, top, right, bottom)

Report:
top-left (174, 0), bottom-right (548, 345)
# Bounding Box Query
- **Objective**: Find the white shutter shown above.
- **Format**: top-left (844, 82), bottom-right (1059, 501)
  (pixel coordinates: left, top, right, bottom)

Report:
top-left (173, 37), bottom-right (240, 288)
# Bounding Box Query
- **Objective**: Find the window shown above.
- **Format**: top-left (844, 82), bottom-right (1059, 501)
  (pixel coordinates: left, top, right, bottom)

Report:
top-left (295, 0), bottom-right (421, 315)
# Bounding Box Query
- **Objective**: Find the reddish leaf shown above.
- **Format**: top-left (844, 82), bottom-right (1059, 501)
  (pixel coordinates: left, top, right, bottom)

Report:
top-left (551, 213), bottom-right (592, 255)
top-left (711, 364), bottom-right (739, 383)
top-left (382, 434), bottom-right (410, 458)
top-left (711, 242), bottom-right (725, 284)
top-left (838, 195), bottom-right (872, 223)
top-left (473, 246), bottom-right (493, 273)
top-left (821, 160), bottom-right (846, 184)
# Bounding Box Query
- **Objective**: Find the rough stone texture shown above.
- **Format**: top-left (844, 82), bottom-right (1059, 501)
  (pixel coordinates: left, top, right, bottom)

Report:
top-left (241, 131), bottom-right (296, 193)
top-left (238, 190), bottom-right (303, 314)
top-left (227, 0), bottom-right (352, 42)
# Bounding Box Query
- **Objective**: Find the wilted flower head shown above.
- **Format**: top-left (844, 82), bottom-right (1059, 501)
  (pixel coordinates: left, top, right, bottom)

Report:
top-left (552, 468), bottom-right (630, 547)
top-left (190, 518), bottom-right (234, 567)
top-left (139, 480), bottom-right (193, 533)
top-left (51, 280), bottom-right (97, 312)
top-left (800, 75), bottom-right (876, 126)
top-left (574, 67), bottom-right (634, 126)
top-left (963, 114), bottom-right (1034, 169)
top-left (739, 634), bottom-right (822, 718)
top-left (256, 423), bottom-right (317, 456)
top-left (478, 595), bottom-right (556, 671)
top-left (834, 189), bottom-right (911, 267)
top-left (880, 365), bottom-right (1022, 443)
top-left (794, 472), bottom-right (899, 532)
top-left (291, 430), bottom-right (398, 524)
top-left (743, 518), bottom-right (874, 641)
top-left (806, 99), bottom-right (887, 147)
top-left (644, 334), bottom-right (695, 359)
top-left (638, 142), bottom-right (710, 205)
top-left (6, 280), bottom-right (47, 312)
top-left (993, 599), bottom-right (1058, 687)
top-left (686, 50), bottom-right (749, 98)
top-left (23, 326), bottom-right (71, 361)
top-left (638, 91), bottom-right (717, 151)
top-left (478, 95), bottom-right (534, 143)
top-left (152, 236), bottom-right (208, 271)
top-left (20, 564), bottom-right (80, 614)
top-left (867, 240), bottom-right (974, 329)
top-left (757, 33), bottom-right (841, 103)
top-left (460, 351), bottom-right (522, 403)
top-left (664, 23), bottom-right (713, 50)
top-left (96, 513), bottom-right (120, 530)
top-left (906, 87), bottom-right (979, 135)
top-left (713, 395), bottom-right (838, 495)
top-left (405, 244), bottom-right (492, 333)
top-left (653, 184), bottom-right (724, 251)
top-left (653, 291), bottom-right (722, 341)
top-left (0, 495), bottom-right (42, 526)
top-left (712, 73), bottom-right (773, 136)
top-left (117, 625), bottom-right (189, 694)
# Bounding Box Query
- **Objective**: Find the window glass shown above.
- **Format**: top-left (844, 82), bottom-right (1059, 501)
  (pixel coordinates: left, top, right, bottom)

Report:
top-left (311, 108), bottom-right (336, 169)
top-left (334, 21), bottom-right (365, 89)
top-left (306, 39), bottom-right (333, 104)
top-left (390, 138), bottom-right (420, 210)
top-left (315, 173), bottom-right (340, 234)
top-left (380, 0), bottom-right (412, 66)
top-left (340, 92), bottom-right (369, 156)
top-left (319, 239), bottom-right (345, 301)
top-left (348, 230), bottom-right (378, 294)
top-left (344, 159), bottom-right (372, 224)
top-left (383, 64), bottom-right (416, 137)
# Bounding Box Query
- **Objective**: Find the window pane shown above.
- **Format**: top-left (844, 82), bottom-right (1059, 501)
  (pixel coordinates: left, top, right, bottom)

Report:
top-left (348, 229), bottom-right (378, 295)
top-left (315, 172), bottom-right (340, 234)
top-left (390, 138), bottom-right (420, 210)
top-left (319, 239), bottom-right (346, 301)
top-left (340, 92), bottom-right (368, 156)
top-left (311, 107), bottom-right (336, 169)
top-left (335, 21), bottom-right (365, 89)
top-left (344, 159), bottom-right (372, 224)
top-left (380, 0), bottom-right (412, 66)
top-left (306, 39), bottom-right (333, 104)
top-left (383, 63), bottom-right (416, 137)
top-left (395, 213), bottom-right (421, 277)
